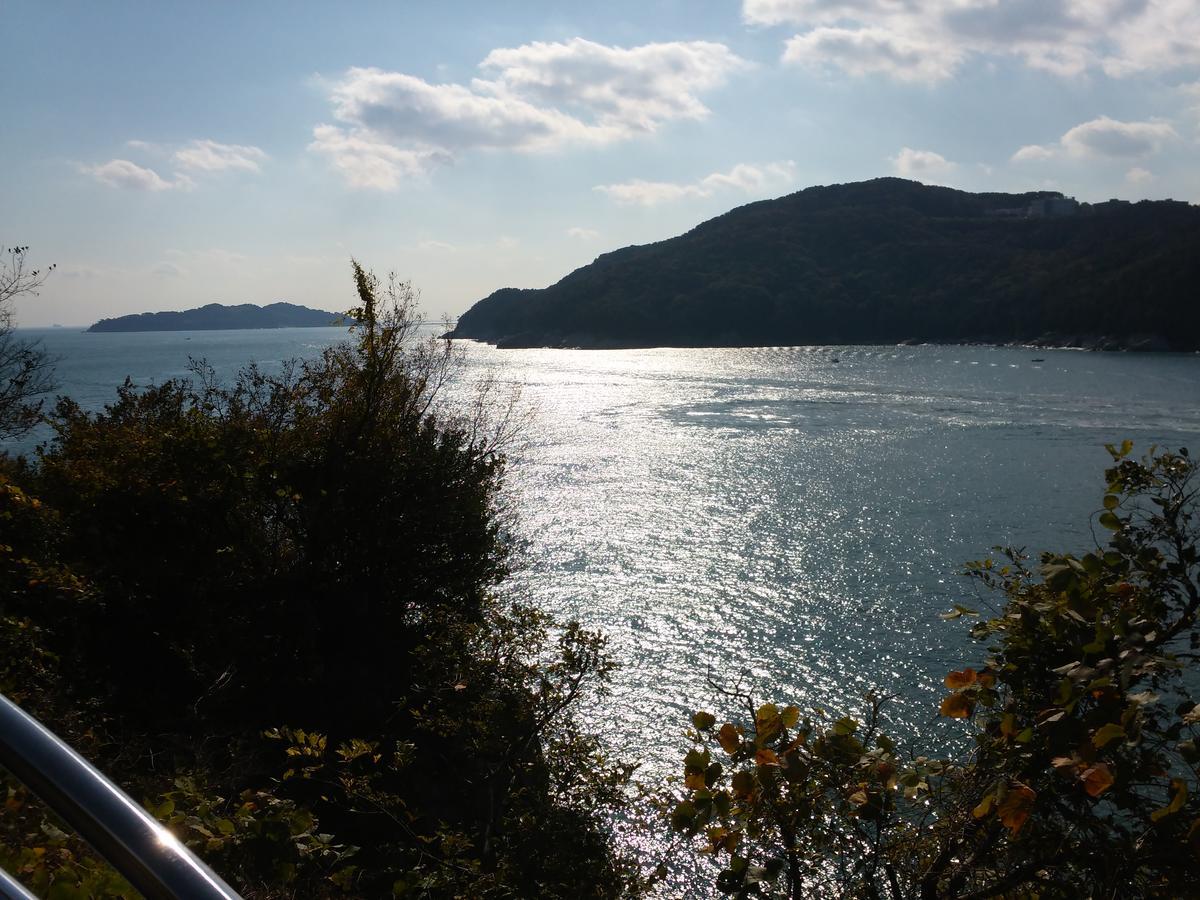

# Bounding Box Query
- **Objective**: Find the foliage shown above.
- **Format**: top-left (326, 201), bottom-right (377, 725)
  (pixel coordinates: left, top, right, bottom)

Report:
top-left (451, 179), bottom-right (1200, 350)
top-left (0, 246), bottom-right (55, 438)
top-left (87, 301), bottom-right (351, 332)
top-left (1, 262), bottom-right (638, 898)
top-left (670, 443), bottom-right (1200, 898)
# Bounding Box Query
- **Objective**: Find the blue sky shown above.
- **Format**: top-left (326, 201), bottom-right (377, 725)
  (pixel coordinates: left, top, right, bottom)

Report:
top-left (5, 0), bottom-right (1198, 325)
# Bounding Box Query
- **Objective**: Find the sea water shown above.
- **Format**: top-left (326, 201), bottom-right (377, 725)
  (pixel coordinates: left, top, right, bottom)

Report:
top-left (9, 328), bottom-right (1200, 878)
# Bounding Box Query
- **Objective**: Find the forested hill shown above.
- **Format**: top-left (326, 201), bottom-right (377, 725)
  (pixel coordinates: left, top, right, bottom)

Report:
top-left (449, 178), bottom-right (1200, 351)
top-left (88, 302), bottom-right (349, 332)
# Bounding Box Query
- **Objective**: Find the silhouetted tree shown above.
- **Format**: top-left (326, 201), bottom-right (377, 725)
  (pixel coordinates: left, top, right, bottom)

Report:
top-left (0, 245), bottom-right (54, 438)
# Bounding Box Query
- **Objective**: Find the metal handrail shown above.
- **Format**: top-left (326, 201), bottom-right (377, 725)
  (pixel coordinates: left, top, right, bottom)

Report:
top-left (0, 866), bottom-right (37, 900)
top-left (0, 692), bottom-right (242, 900)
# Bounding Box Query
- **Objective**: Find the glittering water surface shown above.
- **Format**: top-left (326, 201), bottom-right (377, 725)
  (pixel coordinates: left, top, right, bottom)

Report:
top-left (455, 342), bottom-right (1200, 772)
top-left (13, 328), bottom-right (1200, 887)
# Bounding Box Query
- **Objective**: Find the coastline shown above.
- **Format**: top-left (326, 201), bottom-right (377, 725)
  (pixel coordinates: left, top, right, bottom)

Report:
top-left (447, 331), bottom-right (1184, 353)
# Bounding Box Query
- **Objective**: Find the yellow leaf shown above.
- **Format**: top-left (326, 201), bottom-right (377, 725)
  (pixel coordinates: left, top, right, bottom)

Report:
top-left (939, 692), bottom-right (974, 719)
top-left (755, 703), bottom-right (779, 726)
top-left (717, 724), bottom-right (741, 755)
top-left (755, 748), bottom-right (781, 767)
top-left (1080, 763), bottom-right (1114, 798)
top-left (944, 668), bottom-right (977, 689)
top-left (996, 783), bottom-right (1036, 835)
top-left (781, 705), bottom-right (800, 728)
top-left (848, 789), bottom-right (868, 806)
top-left (756, 703), bottom-right (782, 739)
top-left (972, 795), bottom-right (994, 819)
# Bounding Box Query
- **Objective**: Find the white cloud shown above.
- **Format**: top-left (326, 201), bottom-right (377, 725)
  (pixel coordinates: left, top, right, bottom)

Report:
top-left (891, 147), bottom-right (957, 181)
top-left (151, 261), bottom-right (186, 278)
top-left (325, 68), bottom-right (598, 153)
top-left (595, 179), bottom-right (704, 206)
top-left (749, 0), bottom-right (1200, 82)
top-left (783, 27), bottom-right (961, 82)
top-left (174, 139), bottom-right (268, 173)
top-left (86, 139), bottom-right (266, 191)
top-left (308, 125), bottom-right (451, 190)
top-left (596, 160), bottom-right (796, 206)
top-left (83, 159), bottom-right (192, 191)
top-left (1125, 166), bottom-right (1154, 184)
top-left (566, 227), bottom-right (599, 240)
top-left (478, 38), bottom-right (746, 133)
top-left (744, 0), bottom-right (897, 27)
top-left (1011, 143), bottom-right (1057, 162)
top-left (416, 239), bottom-right (456, 252)
top-left (1182, 82), bottom-right (1200, 123)
top-left (313, 38), bottom-right (746, 187)
top-left (700, 160), bottom-right (797, 192)
top-left (1060, 116), bottom-right (1177, 158)
top-left (1014, 116), bottom-right (1179, 163)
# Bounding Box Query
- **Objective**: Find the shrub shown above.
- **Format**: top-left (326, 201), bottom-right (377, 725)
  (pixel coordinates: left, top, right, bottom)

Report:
top-left (1, 263), bottom-right (639, 898)
top-left (671, 443), bottom-right (1199, 898)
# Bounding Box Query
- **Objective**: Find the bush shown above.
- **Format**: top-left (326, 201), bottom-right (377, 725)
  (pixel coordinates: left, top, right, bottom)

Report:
top-left (1, 263), bottom-right (639, 898)
top-left (670, 443), bottom-right (1199, 898)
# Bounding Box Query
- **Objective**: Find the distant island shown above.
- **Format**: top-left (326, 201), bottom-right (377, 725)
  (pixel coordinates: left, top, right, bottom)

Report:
top-left (88, 302), bottom-right (352, 333)
top-left (449, 178), bottom-right (1200, 351)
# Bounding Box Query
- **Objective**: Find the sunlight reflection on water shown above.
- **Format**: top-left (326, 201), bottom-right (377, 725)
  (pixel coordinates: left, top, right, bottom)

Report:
top-left (448, 341), bottom-right (1198, 895)
top-left (17, 330), bottom-right (1200, 896)
top-left (456, 342), bottom-right (1200, 774)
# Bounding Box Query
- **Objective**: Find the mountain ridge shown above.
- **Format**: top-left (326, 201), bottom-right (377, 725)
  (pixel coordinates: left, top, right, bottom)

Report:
top-left (88, 301), bottom-right (351, 333)
top-left (449, 178), bottom-right (1200, 351)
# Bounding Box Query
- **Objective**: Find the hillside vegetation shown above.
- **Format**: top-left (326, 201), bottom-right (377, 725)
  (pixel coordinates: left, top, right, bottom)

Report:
top-left (450, 178), bottom-right (1200, 351)
top-left (2, 257), bottom-right (1198, 898)
top-left (3, 267), bottom-right (638, 898)
top-left (88, 302), bottom-right (349, 332)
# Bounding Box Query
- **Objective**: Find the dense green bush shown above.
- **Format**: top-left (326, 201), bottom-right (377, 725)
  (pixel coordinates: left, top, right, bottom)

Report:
top-left (670, 443), bottom-right (1199, 898)
top-left (1, 263), bottom-right (639, 898)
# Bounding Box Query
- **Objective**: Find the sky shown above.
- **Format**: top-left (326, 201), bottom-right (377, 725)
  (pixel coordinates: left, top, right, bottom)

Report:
top-left (4, 0), bottom-right (1199, 326)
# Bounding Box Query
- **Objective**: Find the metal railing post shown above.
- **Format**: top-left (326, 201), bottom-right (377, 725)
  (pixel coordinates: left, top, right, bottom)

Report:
top-left (0, 865), bottom-right (39, 900)
top-left (0, 692), bottom-right (242, 899)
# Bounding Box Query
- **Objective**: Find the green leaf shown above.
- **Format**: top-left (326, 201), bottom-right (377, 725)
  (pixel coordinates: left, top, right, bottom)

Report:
top-left (1103, 494), bottom-right (1119, 510)
top-left (1091, 723), bottom-right (1125, 748)
top-left (831, 716), bottom-right (858, 736)
top-left (731, 771), bottom-right (755, 797)
top-left (692, 711), bottom-right (717, 731)
top-left (670, 800), bottom-right (697, 831)
top-left (1098, 511), bottom-right (1121, 530)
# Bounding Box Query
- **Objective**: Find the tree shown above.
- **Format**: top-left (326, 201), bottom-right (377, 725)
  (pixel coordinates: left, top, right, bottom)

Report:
top-left (669, 443), bottom-right (1199, 898)
top-left (2, 261), bottom-right (640, 898)
top-left (0, 246), bottom-right (55, 438)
